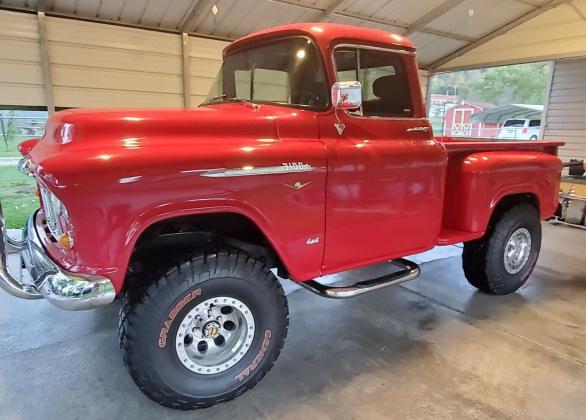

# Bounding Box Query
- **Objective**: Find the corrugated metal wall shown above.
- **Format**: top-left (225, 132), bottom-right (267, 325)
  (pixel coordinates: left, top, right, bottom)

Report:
top-left (188, 36), bottom-right (225, 106)
top-left (0, 10), bottom-right (45, 106)
top-left (48, 17), bottom-right (185, 108)
top-left (0, 9), bottom-right (228, 109)
top-left (543, 57), bottom-right (586, 161)
top-left (0, 9), bottom-right (461, 110)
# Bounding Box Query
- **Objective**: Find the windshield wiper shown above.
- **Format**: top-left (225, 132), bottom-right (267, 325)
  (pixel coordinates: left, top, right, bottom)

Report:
top-left (226, 97), bottom-right (261, 109)
top-left (200, 95), bottom-right (260, 109)
top-left (200, 94), bottom-right (227, 106)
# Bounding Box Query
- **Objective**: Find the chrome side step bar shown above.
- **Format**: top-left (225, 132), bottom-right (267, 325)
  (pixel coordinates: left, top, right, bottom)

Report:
top-left (299, 258), bottom-right (420, 299)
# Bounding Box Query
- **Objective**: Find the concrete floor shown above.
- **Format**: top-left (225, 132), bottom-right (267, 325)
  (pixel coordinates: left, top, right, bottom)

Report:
top-left (0, 223), bottom-right (584, 420)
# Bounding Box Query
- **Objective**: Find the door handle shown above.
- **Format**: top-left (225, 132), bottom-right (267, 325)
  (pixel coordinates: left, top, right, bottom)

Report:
top-left (406, 126), bottom-right (430, 133)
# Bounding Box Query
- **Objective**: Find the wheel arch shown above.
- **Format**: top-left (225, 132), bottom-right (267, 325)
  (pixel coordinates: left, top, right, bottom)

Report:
top-left (489, 192), bottom-right (540, 227)
top-left (120, 208), bottom-right (293, 294)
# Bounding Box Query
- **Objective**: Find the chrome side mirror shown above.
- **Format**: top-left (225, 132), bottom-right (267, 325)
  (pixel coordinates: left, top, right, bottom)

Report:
top-left (331, 81), bottom-right (362, 110)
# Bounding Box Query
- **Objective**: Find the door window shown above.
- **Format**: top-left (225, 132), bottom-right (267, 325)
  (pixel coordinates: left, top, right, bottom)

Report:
top-left (334, 47), bottom-right (413, 117)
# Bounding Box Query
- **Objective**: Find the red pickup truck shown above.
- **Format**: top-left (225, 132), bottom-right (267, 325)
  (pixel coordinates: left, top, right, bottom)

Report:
top-left (0, 23), bottom-right (563, 409)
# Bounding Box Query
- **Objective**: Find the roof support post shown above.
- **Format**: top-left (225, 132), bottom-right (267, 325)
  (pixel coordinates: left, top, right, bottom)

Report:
top-left (181, 33), bottom-right (192, 108)
top-left (37, 11), bottom-right (55, 115)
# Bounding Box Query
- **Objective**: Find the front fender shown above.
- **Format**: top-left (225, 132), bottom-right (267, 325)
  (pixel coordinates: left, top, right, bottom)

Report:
top-left (120, 199), bottom-right (311, 286)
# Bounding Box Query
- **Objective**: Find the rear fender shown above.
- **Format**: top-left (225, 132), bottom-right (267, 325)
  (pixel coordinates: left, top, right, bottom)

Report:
top-left (443, 151), bottom-right (563, 233)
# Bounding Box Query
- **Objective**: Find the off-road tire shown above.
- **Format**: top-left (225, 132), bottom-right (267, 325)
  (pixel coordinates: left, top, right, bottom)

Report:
top-left (462, 203), bottom-right (541, 295)
top-left (118, 249), bottom-right (289, 410)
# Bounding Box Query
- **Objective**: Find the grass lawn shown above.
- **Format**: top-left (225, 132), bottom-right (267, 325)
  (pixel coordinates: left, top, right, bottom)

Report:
top-left (0, 166), bottom-right (38, 228)
top-left (0, 138), bottom-right (26, 157)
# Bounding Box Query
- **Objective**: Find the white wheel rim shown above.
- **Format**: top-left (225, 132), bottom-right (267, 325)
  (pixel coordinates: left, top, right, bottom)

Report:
top-left (175, 296), bottom-right (255, 375)
top-left (503, 227), bottom-right (532, 274)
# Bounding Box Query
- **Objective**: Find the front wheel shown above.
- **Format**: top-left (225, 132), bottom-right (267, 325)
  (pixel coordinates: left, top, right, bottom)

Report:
top-left (119, 249), bottom-right (289, 410)
top-left (462, 203), bottom-right (541, 295)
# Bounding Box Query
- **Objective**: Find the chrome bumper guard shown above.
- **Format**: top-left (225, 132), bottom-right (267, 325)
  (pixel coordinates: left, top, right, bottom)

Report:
top-left (0, 204), bottom-right (115, 310)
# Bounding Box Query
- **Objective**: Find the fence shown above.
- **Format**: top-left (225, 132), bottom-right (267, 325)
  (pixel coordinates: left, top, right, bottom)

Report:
top-left (0, 112), bottom-right (48, 155)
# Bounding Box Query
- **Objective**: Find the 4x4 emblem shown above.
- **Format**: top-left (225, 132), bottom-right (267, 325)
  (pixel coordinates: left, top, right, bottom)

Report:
top-left (283, 181), bottom-right (312, 190)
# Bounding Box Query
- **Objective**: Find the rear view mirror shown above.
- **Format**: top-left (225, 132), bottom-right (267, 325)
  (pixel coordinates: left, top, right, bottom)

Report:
top-left (331, 81), bottom-right (362, 110)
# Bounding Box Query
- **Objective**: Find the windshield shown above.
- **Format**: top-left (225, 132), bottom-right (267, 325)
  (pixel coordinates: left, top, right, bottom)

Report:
top-left (203, 37), bottom-right (329, 109)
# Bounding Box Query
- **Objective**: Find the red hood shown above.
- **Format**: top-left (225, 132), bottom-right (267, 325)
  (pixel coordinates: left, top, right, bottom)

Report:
top-left (40, 104), bottom-right (279, 150)
top-left (28, 104), bottom-right (317, 189)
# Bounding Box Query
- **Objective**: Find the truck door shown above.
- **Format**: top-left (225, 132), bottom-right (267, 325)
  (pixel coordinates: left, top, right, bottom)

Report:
top-left (319, 46), bottom-right (447, 274)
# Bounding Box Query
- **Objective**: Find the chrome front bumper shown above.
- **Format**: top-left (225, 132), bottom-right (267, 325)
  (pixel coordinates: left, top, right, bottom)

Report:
top-left (0, 205), bottom-right (115, 310)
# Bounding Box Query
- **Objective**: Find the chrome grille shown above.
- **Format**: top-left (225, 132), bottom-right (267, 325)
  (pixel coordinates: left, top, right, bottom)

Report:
top-left (38, 184), bottom-right (63, 238)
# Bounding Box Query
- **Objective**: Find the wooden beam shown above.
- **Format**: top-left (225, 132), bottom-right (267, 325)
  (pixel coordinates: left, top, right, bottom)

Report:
top-left (336, 11), bottom-right (475, 42)
top-left (268, 0), bottom-right (475, 42)
top-left (267, 0), bottom-right (322, 12)
top-left (512, 0), bottom-right (543, 7)
top-left (428, 0), bottom-right (574, 70)
top-left (320, 0), bottom-right (345, 21)
top-left (181, 33), bottom-right (192, 108)
top-left (570, 1), bottom-right (586, 20)
top-left (404, 0), bottom-right (466, 37)
top-left (178, 0), bottom-right (212, 33)
top-left (37, 11), bottom-right (55, 115)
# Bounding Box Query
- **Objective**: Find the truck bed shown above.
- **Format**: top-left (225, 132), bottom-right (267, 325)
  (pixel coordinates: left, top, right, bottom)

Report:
top-left (435, 136), bottom-right (565, 247)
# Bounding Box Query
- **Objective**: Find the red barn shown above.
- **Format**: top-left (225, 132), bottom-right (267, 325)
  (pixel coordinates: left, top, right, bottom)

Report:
top-left (443, 101), bottom-right (498, 138)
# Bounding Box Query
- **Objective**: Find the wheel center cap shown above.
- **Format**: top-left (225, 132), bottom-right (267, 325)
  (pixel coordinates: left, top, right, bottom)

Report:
top-left (202, 321), bottom-right (221, 338)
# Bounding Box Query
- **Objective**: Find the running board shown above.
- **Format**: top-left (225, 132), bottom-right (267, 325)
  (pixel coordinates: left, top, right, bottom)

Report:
top-left (299, 258), bottom-right (420, 299)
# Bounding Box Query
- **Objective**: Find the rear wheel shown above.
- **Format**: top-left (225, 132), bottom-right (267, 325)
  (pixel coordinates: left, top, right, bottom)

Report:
top-left (462, 203), bottom-right (541, 295)
top-left (119, 249), bottom-right (289, 410)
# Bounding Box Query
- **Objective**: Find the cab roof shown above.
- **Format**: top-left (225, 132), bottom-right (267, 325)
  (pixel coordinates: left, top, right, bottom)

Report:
top-left (224, 23), bottom-right (414, 56)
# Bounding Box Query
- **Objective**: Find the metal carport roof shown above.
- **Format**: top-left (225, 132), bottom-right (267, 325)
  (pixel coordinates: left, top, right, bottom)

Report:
top-left (0, 0), bottom-right (576, 70)
top-left (471, 104), bottom-right (544, 124)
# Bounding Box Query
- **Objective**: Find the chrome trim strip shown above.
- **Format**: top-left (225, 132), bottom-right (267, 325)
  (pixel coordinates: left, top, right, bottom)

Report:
top-left (17, 157), bottom-right (33, 177)
top-left (406, 126), bottom-right (431, 132)
top-left (201, 163), bottom-right (313, 178)
top-left (0, 205), bottom-right (116, 310)
top-left (334, 43), bottom-right (416, 56)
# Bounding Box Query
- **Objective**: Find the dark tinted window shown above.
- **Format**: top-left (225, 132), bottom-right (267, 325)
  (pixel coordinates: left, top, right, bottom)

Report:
top-left (504, 119), bottom-right (526, 127)
top-left (205, 37), bottom-right (329, 109)
top-left (334, 47), bottom-right (413, 117)
top-left (529, 120), bottom-right (541, 127)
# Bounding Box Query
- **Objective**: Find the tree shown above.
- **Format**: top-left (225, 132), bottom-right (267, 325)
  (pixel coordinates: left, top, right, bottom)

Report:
top-left (430, 62), bottom-right (549, 106)
top-left (6, 111), bottom-right (18, 141)
top-left (1, 111), bottom-right (19, 151)
top-left (470, 62), bottom-right (549, 105)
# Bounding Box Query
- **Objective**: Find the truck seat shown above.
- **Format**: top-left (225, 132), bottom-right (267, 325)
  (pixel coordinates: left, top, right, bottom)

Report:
top-left (363, 75), bottom-right (412, 117)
